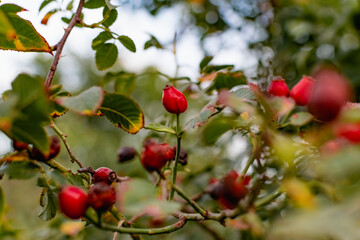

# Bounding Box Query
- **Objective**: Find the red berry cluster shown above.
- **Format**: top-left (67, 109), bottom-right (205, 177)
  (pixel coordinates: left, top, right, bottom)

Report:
top-left (58, 167), bottom-right (117, 219)
top-left (267, 67), bottom-right (351, 122)
top-left (209, 171), bottom-right (251, 209)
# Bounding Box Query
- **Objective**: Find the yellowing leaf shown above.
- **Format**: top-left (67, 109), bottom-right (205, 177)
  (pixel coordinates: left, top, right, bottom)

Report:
top-left (41, 11), bottom-right (56, 25)
top-left (100, 93), bottom-right (144, 134)
top-left (283, 178), bottom-right (316, 210)
top-left (0, 4), bottom-right (51, 53)
top-left (0, 151), bottom-right (29, 163)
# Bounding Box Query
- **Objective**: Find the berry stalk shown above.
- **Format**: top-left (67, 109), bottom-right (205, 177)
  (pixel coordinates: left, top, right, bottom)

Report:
top-left (169, 114), bottom-right (182, 201)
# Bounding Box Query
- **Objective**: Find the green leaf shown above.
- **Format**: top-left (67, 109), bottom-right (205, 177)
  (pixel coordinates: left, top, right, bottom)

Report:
top-left (202, 117), bottom-right (233, 145)
top-left (39, 0), bottom-right (55, 12)
top-left (84, 0), bottom-right (106, 9)
top-left (206, 72), bottom-right (247, 93)
top-left (65, 173), bottom-right (88, 187)
top-left (66, 0), bottom-right (74, 10)
top-left (289, 112), bottom-right (313, 127)
top-left (232, 86), bottom-right (256, 101)
top-left (145, 123), bottom-right (176, 135)
top-left (50, 88), bottom-right (70, 118)
top-left (50, 102), bottom-right (68, 118)
top-left (202, 64), bottom-right (234, 74)
top-left (144, 35), bottom-right (162, 49)
top-left (95, 43), bottom-right (118, 70)
top-left (102, 7), bottom-right (117, 28)
top-left (61, 16), bottom-right (71, 24)
top-left (0, 161), bottom-right (39, 179)
top-left (11, 120), bottom-right (50, 154)
top-left (100, 93), bottom-right (144, 134)
top-left (38, 188), bottom-right (57, 221)
top-left (3, 74), bottom-right (51, 153)
top-left (184, 98), bottom-right (221, 131)
top-left (0, 4), bottom-right (51, 52)
top-left (92, 31), bottom-right (113, 50)
top-left (118, 35), bottom-right (136, 52)
top-left (48, 84), bottom-right (63, 96)
top-left (199, 56), bottom-right (213, 71)
top-left (56, 86), bottom-right (104, 115)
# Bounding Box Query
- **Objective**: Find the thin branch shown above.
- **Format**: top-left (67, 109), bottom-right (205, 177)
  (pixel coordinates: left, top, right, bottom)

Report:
top-left (50, 121), bottom-right (84, 168)
top-left (85, 213), bottom-right (187, 235)
top-left (110, 208), bottom-right (143, 240)
top-left (254, 190), bottom-right (283, 208)
top-left (172, 184), bottom-right (208, 217)
top-left (128, 211), bottom-right (147, 225)
top-left (169, 114), bottom-right (182, 200)
top-left (44, 0), bottom-right (85, 88)
top-left (241, 135), bottom-right (262, 176)
top-left (46, 159), bottom-right (73, 173)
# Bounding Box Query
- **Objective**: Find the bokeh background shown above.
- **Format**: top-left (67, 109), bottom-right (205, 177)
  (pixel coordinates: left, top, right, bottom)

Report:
top-left (1, 0), bottom-right (360, 239)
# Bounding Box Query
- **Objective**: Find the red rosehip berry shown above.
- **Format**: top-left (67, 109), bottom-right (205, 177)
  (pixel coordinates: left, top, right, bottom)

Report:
top-left (162, 85), bottom-right (187, 114)
top-left (267, 76), bottom-right (289, 97)
top-left (290, 75), bottom-right (315, 106)
top-left (12, 140), bottom-right (29, 151)
top-left (140, 139), bottom-right (175, 172)
top-left (58, 185), bottom-right (88, 219)
top-left (308, 67), bottom-right (351, 122)
top-left (209, 171), bottom-right (250, 209)
top-left (31, 136), bottom-right (61, 161)
top-left (334, 122), bottom-right (360, 143)
top-left (88, 182), bottom-right (117, 212)
top-left (117, 146), bottom-right (137, 163)
top-left (93, 167), bottom-right (117, 184)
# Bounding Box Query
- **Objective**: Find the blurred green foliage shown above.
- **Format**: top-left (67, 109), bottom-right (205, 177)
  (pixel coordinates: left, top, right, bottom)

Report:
top-left (2, 0), bottom-right (360, 240)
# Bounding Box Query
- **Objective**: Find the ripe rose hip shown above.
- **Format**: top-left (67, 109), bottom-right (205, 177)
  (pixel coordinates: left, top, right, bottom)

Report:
top-left (290, 75), bottom-right (315, 106)
top-left (88, 182), bottom-right (117, 212)
top-left (12, 140), bottom-right (28, 151)
top-left (162, 85), bottom-right (187, 114)
top-left (334, 122), bottom-right (360, 143)
top-left (31, 136), bottom-right (61, 161)
top-left (140, 139), bottom-right (175, 172)
top-left (209, 171), bottom-right (250, 209)
top-left (93, 167), bottom-right (117, 184)
top-left (58, 185), bottom-right (88, 219)
top-left (267, 76), bottom-right (289, 97)
top-left (117, 146), bottom-right (137, 163)
top-left (308, 67), bottom-right (351, 122)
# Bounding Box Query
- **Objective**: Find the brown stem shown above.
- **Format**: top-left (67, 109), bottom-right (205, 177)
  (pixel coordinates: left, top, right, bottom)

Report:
top-left (44, 0), bottom-right (85, 88)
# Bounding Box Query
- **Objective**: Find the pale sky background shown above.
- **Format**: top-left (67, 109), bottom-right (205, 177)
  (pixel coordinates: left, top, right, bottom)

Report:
top-left (0, 0), bottom-right (258, 155)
